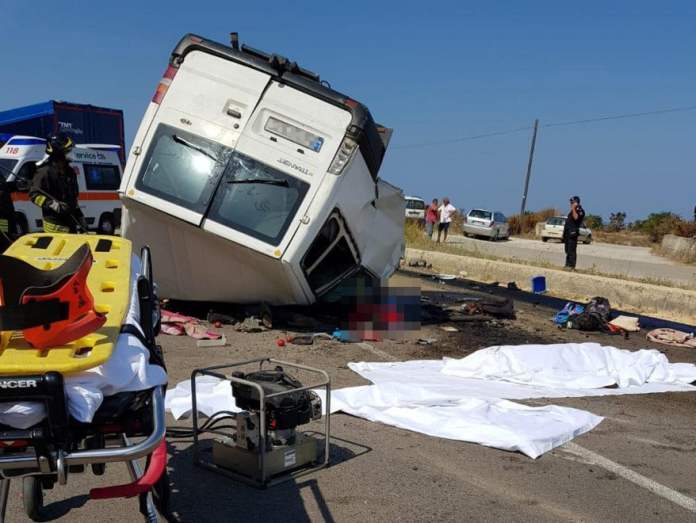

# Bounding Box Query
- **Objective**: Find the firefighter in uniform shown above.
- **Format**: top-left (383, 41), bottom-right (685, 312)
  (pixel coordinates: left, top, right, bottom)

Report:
top-left (0, 175), bottom-right (18, 251)
top-left (563, 195), bottom-right (586, 270)
top-left (30, 133), bottom-right (87, 233)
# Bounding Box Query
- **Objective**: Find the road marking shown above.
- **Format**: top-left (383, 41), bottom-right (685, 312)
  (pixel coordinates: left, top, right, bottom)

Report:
top-left (560, 442), bottom-right (696, 513)
top-left (356, 342), bottom-right (397, 361)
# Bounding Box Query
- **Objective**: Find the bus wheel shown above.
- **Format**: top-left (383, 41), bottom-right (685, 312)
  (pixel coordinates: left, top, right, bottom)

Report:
top-left (98, 213), bottom-right (115, 235)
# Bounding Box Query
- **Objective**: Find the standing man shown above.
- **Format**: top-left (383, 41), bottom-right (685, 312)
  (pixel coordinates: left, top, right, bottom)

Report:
top-left (30, 133), bottom-right (86, 234)
top-left (563, 195), bottom-right (586, 270)
top-left (436, 197), bottom-right (456, 243)
top-left (425, 198), bottom-right (438, 239)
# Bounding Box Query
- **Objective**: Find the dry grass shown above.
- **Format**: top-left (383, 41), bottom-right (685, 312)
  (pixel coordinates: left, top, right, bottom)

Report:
top-left (592, 230), bottom-right (653, 247)
top-left (508, 208), bottom-right (558, 234)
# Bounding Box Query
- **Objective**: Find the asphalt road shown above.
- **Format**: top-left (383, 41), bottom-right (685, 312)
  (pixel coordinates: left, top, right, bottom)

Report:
top-left (446, 234), bottom-right (696, 288)
top-left (4, 272), bottom-right (695, 522)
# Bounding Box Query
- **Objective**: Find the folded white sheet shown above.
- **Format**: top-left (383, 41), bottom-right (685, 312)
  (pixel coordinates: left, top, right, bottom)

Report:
top-left (0, 257), bottom-right (168, 429)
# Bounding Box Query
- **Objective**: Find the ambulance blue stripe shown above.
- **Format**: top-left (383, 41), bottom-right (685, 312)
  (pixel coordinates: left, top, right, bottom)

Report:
top-left (7, 138), bottom-right (46, 145)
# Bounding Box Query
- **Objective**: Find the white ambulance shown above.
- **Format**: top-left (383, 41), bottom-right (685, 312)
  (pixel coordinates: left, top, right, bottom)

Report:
top-left (0, 135), bottom-right (122, 234)
top-left (120, 33), bottom-right (405, 305)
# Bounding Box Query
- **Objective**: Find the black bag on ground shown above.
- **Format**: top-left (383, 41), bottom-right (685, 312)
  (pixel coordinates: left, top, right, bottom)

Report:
top-left (569, 296), bottom-right (611, 331)
top-left (585, 297), bottom-right (611, 322)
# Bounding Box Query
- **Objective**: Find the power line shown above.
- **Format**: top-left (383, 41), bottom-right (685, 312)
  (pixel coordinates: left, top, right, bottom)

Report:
top-left (543, 104), bottom-right (696, 128)
top-left (390, 104), bottom-right (696, 150)
top-left (391, 126), bottom-right (532, 150)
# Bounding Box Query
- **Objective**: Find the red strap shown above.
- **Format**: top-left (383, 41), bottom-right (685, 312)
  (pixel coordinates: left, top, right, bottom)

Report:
top-left (89, 440), bottom-right (167, 500)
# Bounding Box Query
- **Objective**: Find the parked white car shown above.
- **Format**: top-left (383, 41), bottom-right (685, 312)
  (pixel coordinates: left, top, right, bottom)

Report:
top-left (404, 196), bottom-right (425, 222)
top-left (462, 209), bottom-right (509, 240)
top-left (541, 216), bottom-right (592, 244)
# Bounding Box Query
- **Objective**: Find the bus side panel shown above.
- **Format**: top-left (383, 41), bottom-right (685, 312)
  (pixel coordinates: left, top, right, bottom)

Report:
top-left (54, 103), bottom-right (126, 164)
top-left (0, 115), bottom-right (54, 142)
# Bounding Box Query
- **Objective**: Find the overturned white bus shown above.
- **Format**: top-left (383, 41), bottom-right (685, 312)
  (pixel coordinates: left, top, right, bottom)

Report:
top-left (119, 33), bottom-right (405, 305)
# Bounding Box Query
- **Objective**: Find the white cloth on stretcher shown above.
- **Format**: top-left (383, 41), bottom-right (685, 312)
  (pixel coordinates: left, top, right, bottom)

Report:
top-left (0, 257), bottom-right (168, 429)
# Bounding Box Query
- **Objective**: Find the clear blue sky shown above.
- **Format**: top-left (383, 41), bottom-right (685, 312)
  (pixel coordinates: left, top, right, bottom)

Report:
top-left (1, 0), bottom-right (694, 221)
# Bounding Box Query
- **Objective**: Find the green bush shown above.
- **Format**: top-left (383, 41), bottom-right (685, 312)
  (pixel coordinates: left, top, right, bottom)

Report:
top-left (631, 212), bottom-right (693, 242)
top-left (584, 214), bottom-right (603, 229)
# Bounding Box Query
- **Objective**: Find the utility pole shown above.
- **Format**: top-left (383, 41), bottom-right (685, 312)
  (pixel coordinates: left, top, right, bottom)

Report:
top-left (520, 119), bottom-right (539, 223)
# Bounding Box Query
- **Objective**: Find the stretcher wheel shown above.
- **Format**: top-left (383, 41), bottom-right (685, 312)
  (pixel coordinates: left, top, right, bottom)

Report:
top-left (22, 476), bottom-right (44, 521)
top-left (87, 435), bottom-right (106, 475)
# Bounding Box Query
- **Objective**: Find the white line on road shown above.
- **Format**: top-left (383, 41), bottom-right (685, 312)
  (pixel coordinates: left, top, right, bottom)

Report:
top-left (560, 442), bottom-right (696, 513)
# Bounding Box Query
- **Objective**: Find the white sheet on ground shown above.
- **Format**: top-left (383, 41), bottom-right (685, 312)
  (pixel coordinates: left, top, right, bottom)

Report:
top-left (441, 343), bottom-right (696, 389)
top-left (165, 376), bottom-right (239, 419)
top-left (349, 344), bottom-right (696, 402)
top-left (0, 256), bottom-right (168, 429)
top-left (330, 398), bottom-right (602, 459)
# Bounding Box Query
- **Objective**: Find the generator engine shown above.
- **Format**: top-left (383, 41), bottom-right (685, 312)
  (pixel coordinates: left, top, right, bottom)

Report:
top-left (212, 366), bottom-right (323, 482)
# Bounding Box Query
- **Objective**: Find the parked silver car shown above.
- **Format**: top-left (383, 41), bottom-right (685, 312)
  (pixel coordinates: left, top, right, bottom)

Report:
top-left (541, 216), bottom-right (592, 244)
top-left (462, 209), bottom-right (510, 240)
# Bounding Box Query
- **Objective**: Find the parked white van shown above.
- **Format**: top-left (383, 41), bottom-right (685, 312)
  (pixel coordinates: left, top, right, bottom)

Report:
top-left (404, 196), bottom-right (425, 222)
top-left (0, 135), bottom-right (122, 234)
top-left (120, 33), bottom-right (405, 305)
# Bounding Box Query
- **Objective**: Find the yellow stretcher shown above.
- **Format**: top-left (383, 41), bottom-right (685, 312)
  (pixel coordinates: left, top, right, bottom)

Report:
top-left (0, 234), bottom-right (170, 522)
top-left (0, 233), bottom-right (132, 375)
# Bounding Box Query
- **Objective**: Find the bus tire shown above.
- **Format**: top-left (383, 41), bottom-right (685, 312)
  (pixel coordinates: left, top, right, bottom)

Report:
top-left (98, 213), bottom-right (115, 235)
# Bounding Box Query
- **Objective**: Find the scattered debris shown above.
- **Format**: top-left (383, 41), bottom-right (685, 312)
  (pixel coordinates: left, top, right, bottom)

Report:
top-left (435, 274), bottom-right (456, 281)
top-left (235, 316), bottom-right (267, 333)
top-left (417, 337), bottom-right (438, 345)
top-left (422, 294), bottom-right (516, 324)
top-left (507, 281), bottom-right (520, 291)
top-left (161, 309), bottom-right (222, 340)
top-left (647, 328), bottom-right (696, 349)
top-left (207, 311), bottom-right (237, 325)
top-left (184, 322), bottom-right (222, 340)
top-left (408, 258), bottom-right (430, 268)
top-left (196, 336), bottom-right (228, 348)
top-left (287, 333), bottom-right (333, 345)
top-left (440, 325), bottom-right (459, 332)
top-left (609, 315), bottom-right (640, 332)
top-left (260, 302), bottom-right (273, 329)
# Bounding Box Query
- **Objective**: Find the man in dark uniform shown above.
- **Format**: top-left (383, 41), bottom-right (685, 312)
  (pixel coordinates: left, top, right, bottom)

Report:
top-left (0, 174), bottom-right (18, 251)
top-left (563, 195), bottom-right (586, 270)
top-left (30, 133), bottom-right (86, 233)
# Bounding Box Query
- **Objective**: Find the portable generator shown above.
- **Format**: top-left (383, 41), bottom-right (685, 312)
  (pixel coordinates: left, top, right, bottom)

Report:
top-left (190, 359), bottom-right (330, 488)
